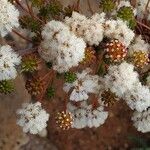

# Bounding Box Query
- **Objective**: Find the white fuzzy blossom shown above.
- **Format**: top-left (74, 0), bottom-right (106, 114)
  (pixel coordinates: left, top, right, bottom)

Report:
top-left (124, 82), bottom-right (150, 112)
top-left (0, 45), bottom-right (21, 80)
top-left (67, 102), bottom-right (108, 129)
top-left (136, 0), bottom-right (150, 20)
top-left (103, 62), bottom-right (139, 98)
top-left (132, 108), bottom-right (150, 133)
top-left (17, 102), bottom-right (49, 134)
top-left (0, 0), bottom-right (19, 37)
top-left (39, 20), bottom-right (85, 73)
top-left (63, 68), bottom-right (99, 101)
top-left (91, 12), bottom-right (106, 24)
top-left (65, 12), bottom-right (105, 46)
top-left (104, 19), bottom-right (135, 47)
top-left (128, 35), bottom-right (149, 55)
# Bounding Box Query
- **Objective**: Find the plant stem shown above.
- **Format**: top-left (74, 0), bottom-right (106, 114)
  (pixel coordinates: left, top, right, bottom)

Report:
top-left (12, 29), bottom-right (33, 43)
top-left (87, 0), bottom-right (94, 14)
top-left (137, 21), bottom-right (150, 31)
top-left (15, 0), bottom-right (44, 24)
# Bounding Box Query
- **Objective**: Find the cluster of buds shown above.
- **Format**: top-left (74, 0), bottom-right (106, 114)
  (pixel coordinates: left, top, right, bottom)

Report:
top-left (105, 39), bottom-right (127, 62)
top-left (0, 80), bottom-right (14, 94)
top-left (46, 86), bottom-right (55, 99)
top-left (25, 77), bottom-right (45, 96)
top-left (101, 90), bottom-right (119, 107)
top-left (100, 0), bottom-right (116, 13)
top-left (55, 111), bottom-right (73, 130)
top-left (132, 51), bottom-right (149, 68)
top-left (64, 72), bottom-right (77, 83)
top-left (81, 47), bottom-right (96, 64)
top-left (21, 55), bottom-right (39, 73)
top-left (117, 6), bottom-right (136, 29)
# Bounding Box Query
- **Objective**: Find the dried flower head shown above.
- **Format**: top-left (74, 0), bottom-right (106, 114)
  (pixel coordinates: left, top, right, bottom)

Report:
top-left (105, 39), bottom-right (127, 62)
top-left (81, 47), bottom-right (96, 64)
top-left (55, 111), bottom-right (73, 130)
top-left (101, 89), bottom-right (119, 106)
top-left (131, 51), bottom-right (149, 68)
top-left (25, 77), bottom-right (45, 96)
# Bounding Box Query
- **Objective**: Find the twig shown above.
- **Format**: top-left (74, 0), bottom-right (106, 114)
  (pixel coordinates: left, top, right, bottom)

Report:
top-left (87, 0), bottom-right (94, 14)
top-left (144, 0), bottom-right (150, 15)
top-left (15, 0), bottom-right (44, 24)
top-left (137, 21), bottom-right (150, 31)
top-left (12, 29), bottom-right (33, 43)
top-left (76, 0), bottom-right (80, 11)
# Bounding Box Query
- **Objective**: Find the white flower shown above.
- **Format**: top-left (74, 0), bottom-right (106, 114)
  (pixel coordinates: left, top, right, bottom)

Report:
top-left (128, 35), bottom-right (149, 55)
top-left (104, 19), bottom-right (135, 47)
top-left (65, 11), bottom-right (87, 36)
top-left (132, 108), bottom-right (150, 133)
top-left (91, 12), bottom-right (106, 24)
top-left (136, 0), bottom-right (150, 20)
top-left (17, 102), bottom-right (50, 134)
top-left (63, 68), bottom-right (99, 101)
top-left (0, 0), bottom-right (19, 37)
top-left (39, 20), bottom-right (86, 73)
top-left (0, 45), bottom-right (21, 80)
top-left (67, 102), bottom-right (108, 129)
top-left (65, 12), bottom-right (104, 46)
top-left (124, 82), bottom-right (150, 112)
top-left (103, 62), bottom-right (139, 98)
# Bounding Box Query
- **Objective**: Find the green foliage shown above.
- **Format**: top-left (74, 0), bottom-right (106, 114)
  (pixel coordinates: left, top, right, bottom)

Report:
top-left (64, 72), bottom-right (77, 83)
top-left (19, 16), bottom-right (41, 33)
top-left (47, 86), bottom-right (55, 98)
top-left (128, 135), bottom-right (150, 150)
top-left (100, 0), bottom-right (116, 13)
top-left (39, 0), bottom-right (63, 19)
top-left (117, 6), bottom-right (136, 29)
top-left (0, 80), bottom-right (14, 94)
top-left (97, 62), bottom-right (106, 76)
top-left (31, 0), bottom-right (43, 7)
top-left (21, 56), bottom-right (38, 73)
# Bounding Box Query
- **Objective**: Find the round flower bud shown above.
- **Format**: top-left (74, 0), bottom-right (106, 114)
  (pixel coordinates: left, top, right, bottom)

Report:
top-left (105, 39), bottom-right (127, 62)
top-left (55, 111), bottom-right (73, 130)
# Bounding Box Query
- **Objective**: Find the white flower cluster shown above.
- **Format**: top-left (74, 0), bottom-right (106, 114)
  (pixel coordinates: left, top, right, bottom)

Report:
top-left (104, 19), bottom-right (135, 47)
top-left (0, 0), bottom-right (19, 37)
top-left (67, 102), bottom-right (108, 129)
top-left (132, 108), bottom-right (150, 133)
top-left (63, 68), bottom-right (99, 101)
top-left (124, 82), bottom-right (150, 112)
top-left (0, 45), bottom-right (21, 80)
top-left (136, 0), bottom-right (150, 20)
top-left (103, 62), bottom-right (139, 98)
top-left (128, 35), bottom-right (150, 55)
top-left (65, 12), bottom-right (105, 46)
top-left (103, 61), bottom-right (150, 112)
top-left (17, 102), bottom-right (49, 134)
top-left (39, 20), bottom-right (86, 73)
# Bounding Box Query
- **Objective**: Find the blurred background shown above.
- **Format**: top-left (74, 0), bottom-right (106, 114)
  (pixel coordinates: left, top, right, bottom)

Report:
top-left (0, 0), bottom-right (150, 149)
